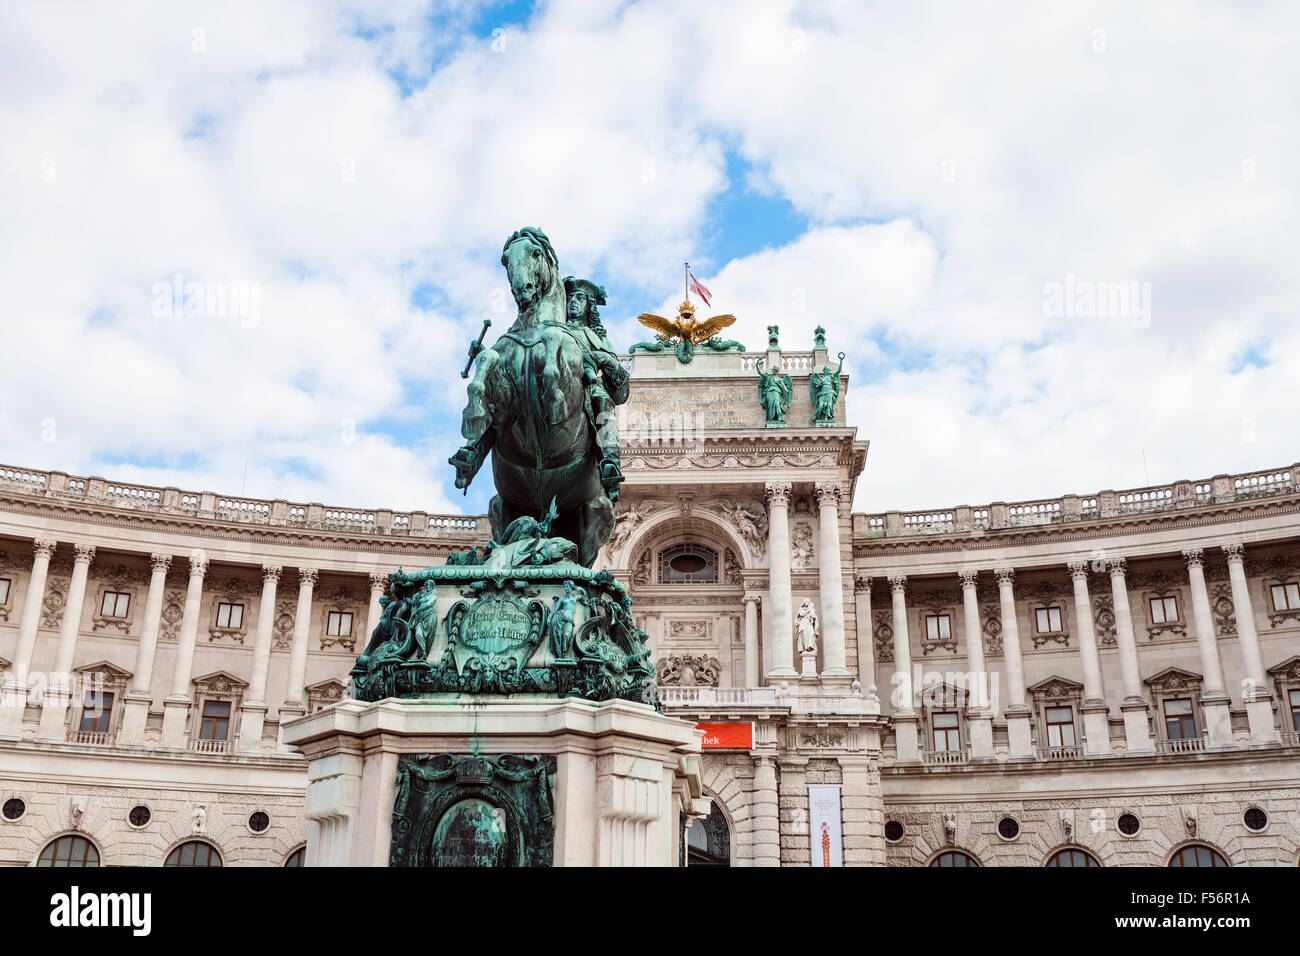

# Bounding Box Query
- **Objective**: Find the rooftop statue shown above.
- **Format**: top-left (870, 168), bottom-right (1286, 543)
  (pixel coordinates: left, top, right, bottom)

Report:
top-left (450, 227), bottom-right (622, 567)
top-left (811, 351), bottom-right (845, 426)
top-left (755, 356), bottom-right (793, 426)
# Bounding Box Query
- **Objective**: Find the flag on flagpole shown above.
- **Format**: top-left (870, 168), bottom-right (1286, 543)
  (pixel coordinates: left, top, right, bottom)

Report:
top-left (688, 272), bottom-right (712, 307)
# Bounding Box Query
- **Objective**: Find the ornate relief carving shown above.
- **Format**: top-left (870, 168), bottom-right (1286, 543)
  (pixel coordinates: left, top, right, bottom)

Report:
top-left (306, 678), bottom-right (349, 712)
top-left (1093, 594), bottom-right (1117, 646)
top-left (1210, 583), bottom-right (1236, 636)
top-left (667, 619), bottom-right (710, 640)
top-left (159, 588), bottom-right (185, 642)
top-left (40, 580), bottom-right (68, 629)
top-left (631, 549), bottom-right (651, 587)
top-left (982, 604), bottom-right (1002, 656)
top-left (272, 599), bottom-right (296, 650)
top-left (724, 548), bottom-right (741, 585)
top-left (791, 521), bottom-right (815, 570)
top-left (697, 497), bottom-right (768, 558)
top-left (799, 732), bottom-right (843, 748)
top-left (656, 654), bottom-right (721, 686)
top-left (873, 611), bottom-right (893, 661)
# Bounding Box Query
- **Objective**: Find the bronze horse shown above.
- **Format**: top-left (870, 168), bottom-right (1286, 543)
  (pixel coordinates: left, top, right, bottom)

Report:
top-left (450, 227), bottom-right (614, 566)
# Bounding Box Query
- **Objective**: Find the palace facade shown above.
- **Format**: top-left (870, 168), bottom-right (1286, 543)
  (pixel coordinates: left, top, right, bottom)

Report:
top-left (1, 337), bottom-right (1297, 867)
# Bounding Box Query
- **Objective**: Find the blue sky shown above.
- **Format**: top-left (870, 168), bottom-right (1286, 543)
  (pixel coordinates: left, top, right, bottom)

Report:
top-left (2, 0), bottom-right (1298, 516)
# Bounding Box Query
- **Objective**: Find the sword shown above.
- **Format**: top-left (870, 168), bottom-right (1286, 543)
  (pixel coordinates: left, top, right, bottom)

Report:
top-left (460, 319), bottom-right (492, 378)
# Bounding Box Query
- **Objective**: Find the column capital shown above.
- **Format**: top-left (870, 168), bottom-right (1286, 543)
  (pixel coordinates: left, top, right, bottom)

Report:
top-left (887, 573), bottom-right (907, 594)
top-left (742, 590), bottom-right (762, 606)
top-left (149, 553), bottom-right (173, 574)
top-left (187, 549), bottom-right (209, 576)
top-left (262, 564), bottom-right (283, 583)
top-left (854, 574), bottom-right (872, 593)
top-left (814, 481), bottom-right (842, 508)
top-left (368, 571), bottom-right (388, 591)
top-left (72, 543), bottom-right (96, 564)
top-left (1181, 548), bottom-right (1205, 569)
top-left (764, 481), bottom-right (792, 506)
top-left (1067, 560), bottom-right (1090, 580)
top-left (33, 538), bottom-right (58, 559)
top-left (1221, 542), bottom-right (1245, 564)
top-left (994, 567), bottom-right (1015, 587)
top-left (958, 569), bottom-right (979, 589)
top-left (298, 567), bottom-right (319, 588)
top-left (1105, 556), bottom-right (1127, 576)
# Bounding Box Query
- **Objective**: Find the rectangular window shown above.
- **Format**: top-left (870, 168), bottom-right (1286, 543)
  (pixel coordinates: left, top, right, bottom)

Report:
top-left (1290, 689), bottom-right (1300, 732)
top-left (199, 700), bottom-right (231, 741)
top-left (1045, 705), bottom-right (1076, 747)
top-left (0, 577), bottom-right (10, 604)
top-left (215, 602), bottom-right (244, 629)
top-left (1270, 582), bottom-right (1300, 611)
top-left (1035, 607), bottom-right (1063, 633)
top-left (100, 590), bottom-right (130, 619)
top-left (932, 711), bottom-right (960, 751)
top-left (327, 611), bottom-right (353, 637)
top-left (78, 690), bottom-right (114, 733)
top-left (1163, 698), bottom-right (1195, 740)
top-left (1149, 596), bottom-right (1179, 624)
top-left (924, 614), bottom-right (951, 640)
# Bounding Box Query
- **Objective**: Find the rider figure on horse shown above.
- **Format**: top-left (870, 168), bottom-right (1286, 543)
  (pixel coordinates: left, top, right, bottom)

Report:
top-left (563, 276), bottom-right (628, 503)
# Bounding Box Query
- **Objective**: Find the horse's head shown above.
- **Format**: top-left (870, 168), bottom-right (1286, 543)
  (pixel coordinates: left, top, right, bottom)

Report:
top-left (502, 226), bottom-right (558, 314)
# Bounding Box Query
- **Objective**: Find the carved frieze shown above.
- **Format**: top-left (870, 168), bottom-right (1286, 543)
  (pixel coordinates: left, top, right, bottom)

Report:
top-left (656, 654), bottom-right (721, 686)
top-left (667, 619), bottom-right (710, 640)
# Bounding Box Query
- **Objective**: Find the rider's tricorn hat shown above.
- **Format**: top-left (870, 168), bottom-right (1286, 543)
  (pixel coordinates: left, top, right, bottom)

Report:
top-left (563, 276), bottom-right (607, 306)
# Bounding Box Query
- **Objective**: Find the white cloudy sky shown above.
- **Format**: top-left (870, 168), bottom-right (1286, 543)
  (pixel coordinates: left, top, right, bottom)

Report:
top-left (1, 0), bottom-right (1297, 516)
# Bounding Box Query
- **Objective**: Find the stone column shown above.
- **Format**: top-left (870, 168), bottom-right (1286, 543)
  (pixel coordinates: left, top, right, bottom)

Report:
top-left (764, 482), bottom-right (797, 681)
top-left (887, 574), bottom-right (919, 762)
top-left (0, 538), bottom-right (56, 738)
top-left (36, 543), bottom-right (94, 741)
top-left (119, 553), bottom-right (172, 746)
top-left (279, 567), bottom-right (318, 739)
top-left (814, 482), bottom-right (850, 686)
top-left (1068, 560), bottom-right (1112, 756)
top-left (237, 564), bottom-right (281, 754)
top-left (1223, 543), bottom-right (1280, 745)
top-left (1182, 549), bottom-right (1233, 749)
top-left (364, 572), bottom-right (387, 648)
top-left (751, 753), bottom-right (781, 867)
top-left (853, 576), bottom-right (876, 695)
top-left (958, 571), bottom-right (992, 760)
top-left (1107, 557), bottom-right (1153, 755)
top-left (743, 591), bottom-right (761, 688)
top-left (160, 549), bottom-right (208, 749)
top-left (994, 568), bottom-right (1033, 759)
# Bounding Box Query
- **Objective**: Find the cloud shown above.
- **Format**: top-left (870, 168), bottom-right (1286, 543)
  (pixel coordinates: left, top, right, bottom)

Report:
top-left (0, 0), bottom-right (1296, 519)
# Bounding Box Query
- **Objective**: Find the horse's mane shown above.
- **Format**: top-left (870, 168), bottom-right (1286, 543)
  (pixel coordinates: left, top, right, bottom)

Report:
top-left (501, 226), bottom-right (558, 269)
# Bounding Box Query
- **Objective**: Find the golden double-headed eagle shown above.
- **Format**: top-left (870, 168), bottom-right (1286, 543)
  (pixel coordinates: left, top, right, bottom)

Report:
top-left (636, 300), bottom-right (737, 345)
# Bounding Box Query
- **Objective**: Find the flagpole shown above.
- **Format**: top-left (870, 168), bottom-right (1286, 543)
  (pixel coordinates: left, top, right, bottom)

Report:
top-left (684, 261), bottom-right (689, 304)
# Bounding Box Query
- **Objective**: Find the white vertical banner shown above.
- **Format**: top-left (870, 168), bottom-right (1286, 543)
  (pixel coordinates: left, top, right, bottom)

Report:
top-left (807, 785), bottom-right (843, 867)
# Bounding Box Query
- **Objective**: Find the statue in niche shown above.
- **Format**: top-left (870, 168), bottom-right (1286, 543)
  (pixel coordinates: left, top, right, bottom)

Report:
top-left (795, 599), bottom-right (819, 655)
top-left (791, 522), bottom-right (814, 569)
top-left (546, 579), bottom-right (586, 660)
top-left (810, 352), bottom-right (845, 426)
top-left (755, 357), bottom-right (793, 426)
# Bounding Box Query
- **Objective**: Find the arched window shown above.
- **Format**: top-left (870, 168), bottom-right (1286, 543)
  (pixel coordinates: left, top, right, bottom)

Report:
top-left (686, 802), bottom-right (731, 867)
top-left (36, 835), bottom-right (99, 867)
top-left (1169, 844), bottom-right (1228, 867)
top-left (164, 840), bottom-right (222, 867)
top-left (659, 545), bottom-right (718, 584)
top-left (284, 847), bottom-right (306, 867)
top-left (930, 850), bottom-right (979, 867)
top-left (1046, 848), bottom-right (1100, 867)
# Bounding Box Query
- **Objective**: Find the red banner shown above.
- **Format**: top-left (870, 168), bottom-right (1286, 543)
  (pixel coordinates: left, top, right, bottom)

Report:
top-left (696, 722), bottom-right (753, 749)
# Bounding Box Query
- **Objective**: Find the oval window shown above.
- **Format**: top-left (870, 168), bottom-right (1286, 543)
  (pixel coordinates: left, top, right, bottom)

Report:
top-left (669, 553), bottom-right (708, 575)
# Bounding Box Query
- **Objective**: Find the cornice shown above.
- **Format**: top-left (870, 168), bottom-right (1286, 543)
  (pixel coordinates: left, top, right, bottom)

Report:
top-left (851, 497), bottom-right (1300, 559)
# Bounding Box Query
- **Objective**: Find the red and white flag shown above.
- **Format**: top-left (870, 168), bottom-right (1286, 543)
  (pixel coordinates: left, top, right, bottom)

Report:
top-left (688, 272), bottom-right (712, 307)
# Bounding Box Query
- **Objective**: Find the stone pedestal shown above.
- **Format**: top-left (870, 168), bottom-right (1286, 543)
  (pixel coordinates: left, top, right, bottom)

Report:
top-left (1244, 695), bottom-right (1279, 748)
top-left (1005, 707), bottom-right (1034, 760)
top-left (283, 696), bottom-right (705, 867)
top-left (1121, 700), bottom-right (1154, 756)
top-left (893, 713), bottom-right (919, 763)
top-left (1200, 694), bottom-right (1235, 750)
top-left (966, 711), bottom-right (993, 761)
top-left (1082, 702), bottom-right (1113, 757)
top-left (0, 678), bottom-right (28, 739)
top-left (35, 689), bottom-right (72, 742)
top-left (236, 702), bottom-right (268, 755)
top-left (799, 650), bottom-right (818, 682)
top-left (159, 696), bottom-right (190, 750)
top-left (117, 691), bottom-right (153, 747)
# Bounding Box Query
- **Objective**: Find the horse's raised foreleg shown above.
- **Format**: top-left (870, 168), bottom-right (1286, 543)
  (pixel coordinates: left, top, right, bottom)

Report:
top-left (462, 347), bottom-right (500, 442)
